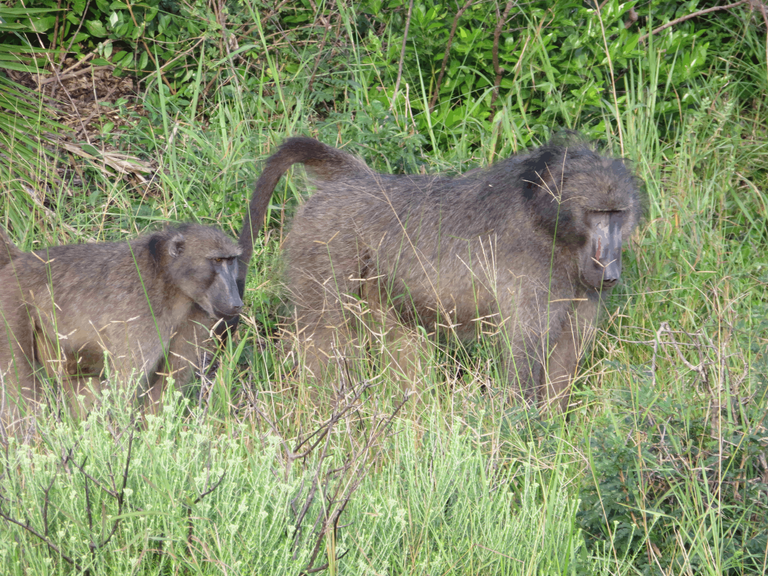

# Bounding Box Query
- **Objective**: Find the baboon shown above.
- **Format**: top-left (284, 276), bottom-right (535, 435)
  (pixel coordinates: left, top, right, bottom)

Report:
top-left (0, 224), bottom-right (242, 425)
top-left (243, 134), bottom-right (642, 409)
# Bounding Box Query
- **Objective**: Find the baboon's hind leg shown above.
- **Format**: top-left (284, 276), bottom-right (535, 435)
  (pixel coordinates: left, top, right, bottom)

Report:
top-left (363, 285), bottom-right (431, 399)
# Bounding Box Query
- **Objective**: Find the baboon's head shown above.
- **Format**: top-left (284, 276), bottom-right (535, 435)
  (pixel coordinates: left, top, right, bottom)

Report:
top-left (519, 138), bottom-right (643, 292)
top-left (150, 225), bottom-right (243, 318)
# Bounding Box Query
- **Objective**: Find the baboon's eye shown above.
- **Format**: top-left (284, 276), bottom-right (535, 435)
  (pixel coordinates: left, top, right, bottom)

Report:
top-left (213, 257), bottom-right (224, 264)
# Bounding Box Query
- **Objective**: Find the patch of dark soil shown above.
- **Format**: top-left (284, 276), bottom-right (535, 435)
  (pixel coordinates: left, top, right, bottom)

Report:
top-left (7, 55), bottom-right (160, 196)
top-left (9, 55), bottom-right (138, 136)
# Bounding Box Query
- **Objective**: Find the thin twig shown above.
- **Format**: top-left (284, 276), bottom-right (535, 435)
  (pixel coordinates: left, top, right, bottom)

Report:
top-left (0, 511), bottom-right (83, 569)
top-left (594, 2), bottom-right (624, 154)
top-left (429, 0), bottom-right (474, 112)
top-left (41, 474), bottom-right (57, 537)
top-left (186, 469), bottom-right (227, 548)
top-left (639, 1), bottom-right (749, 43)
top-left (392, 0), bottom-right (414, 110)
top-left (308, 11), bottom-right (333, 92)
top-left (489, 1), bottom-right (517, 117)
top-left (301, 387), bottom-right (408, 574)
top-left (122, 0), bottom-right (174, 94)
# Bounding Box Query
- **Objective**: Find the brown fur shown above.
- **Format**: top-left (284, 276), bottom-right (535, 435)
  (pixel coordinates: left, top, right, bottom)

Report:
top-left (250, 135), bottom-right (642, 409)
top-left (0, 224), bottom-right (242, 426)
top-left (235, 137), bottom-right (359, 292)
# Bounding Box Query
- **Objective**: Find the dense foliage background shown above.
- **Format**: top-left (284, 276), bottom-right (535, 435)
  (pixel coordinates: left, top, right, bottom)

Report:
top-left (1, 1), bottom-right (767, 574)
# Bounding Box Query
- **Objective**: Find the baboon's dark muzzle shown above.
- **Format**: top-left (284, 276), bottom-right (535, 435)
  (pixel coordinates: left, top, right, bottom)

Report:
top-left (591, 212), bottom-right (623, 288)
top-left (211, 263), bottom-right (244, 318)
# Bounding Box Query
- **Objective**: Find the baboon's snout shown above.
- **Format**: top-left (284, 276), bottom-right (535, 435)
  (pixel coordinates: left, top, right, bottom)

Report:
top-left (219, 289), bottom-right (243, 317)
top-left (588, 211), bottom-right (623, 289)
top-left (600, 261), bottom-right (620, 288)
top-left (205, 267), bottom-right (244, 319)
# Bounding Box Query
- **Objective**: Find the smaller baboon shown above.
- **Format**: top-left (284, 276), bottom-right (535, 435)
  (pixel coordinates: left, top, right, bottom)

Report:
top-left (0, 224), bottom-right (242, 425)
top-left (243, 134), bottom-right (642, 409)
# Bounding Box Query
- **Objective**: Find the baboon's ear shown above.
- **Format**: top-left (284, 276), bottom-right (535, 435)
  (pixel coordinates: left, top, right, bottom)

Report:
top-left (149, 231), bottom-right (186, 264)
top-left (167, 234), bottom-right (185, 258)
top-left (520, 150), bottom-right (565, 202)
top-left (518, 151), bottom-right (570, 236)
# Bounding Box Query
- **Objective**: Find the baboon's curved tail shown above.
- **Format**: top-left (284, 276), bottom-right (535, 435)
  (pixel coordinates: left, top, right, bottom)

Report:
top-left (0, 228), bottom-right (23, 269)
top-left (237, 137), bottom-right (367, 292)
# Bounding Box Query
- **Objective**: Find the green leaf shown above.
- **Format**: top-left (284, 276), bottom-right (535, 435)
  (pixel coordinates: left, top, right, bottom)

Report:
top-left (85, 19), bottom-right (108, 37)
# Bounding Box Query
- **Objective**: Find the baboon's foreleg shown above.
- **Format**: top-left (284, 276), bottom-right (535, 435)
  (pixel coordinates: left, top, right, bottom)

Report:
top-left (544, 298), bottom-right (598, 412)
top-left (151, 308), bottom-right (215, 410)
top-left (499, 313), bottom-right (545, 406)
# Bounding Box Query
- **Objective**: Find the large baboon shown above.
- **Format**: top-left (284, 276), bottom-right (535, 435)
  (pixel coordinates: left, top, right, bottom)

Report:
top-left (244, 134), bottom-right (642, 409)
top-left (0, 224), bottom-right (242, 424)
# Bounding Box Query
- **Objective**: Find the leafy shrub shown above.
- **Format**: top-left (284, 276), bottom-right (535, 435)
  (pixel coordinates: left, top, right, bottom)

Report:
top-left (6, 0), bottom-right (760, 149)
top-left (579, 382), bottom-right (768, 575)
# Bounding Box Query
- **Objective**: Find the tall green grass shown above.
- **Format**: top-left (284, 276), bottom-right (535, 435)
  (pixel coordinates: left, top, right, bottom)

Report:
top-left (1, 2), bottom-right (767, 574)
